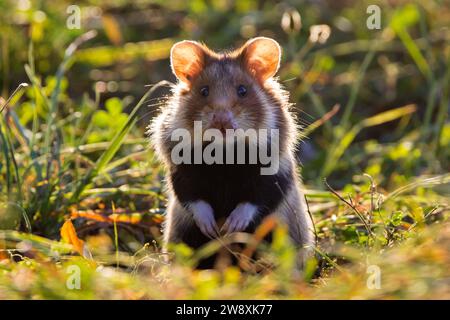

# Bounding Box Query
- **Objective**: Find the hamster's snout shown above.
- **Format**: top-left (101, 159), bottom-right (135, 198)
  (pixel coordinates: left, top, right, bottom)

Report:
top-left (208, 110), bottom-right (237, 133)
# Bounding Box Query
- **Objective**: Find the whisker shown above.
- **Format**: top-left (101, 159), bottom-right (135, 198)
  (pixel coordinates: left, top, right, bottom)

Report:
top-left (297, 109), bottom-right (316, 121)
top-left (144, 81), bottom-right (175, 88)
top-left (135, 100), bottom-right (169, 123)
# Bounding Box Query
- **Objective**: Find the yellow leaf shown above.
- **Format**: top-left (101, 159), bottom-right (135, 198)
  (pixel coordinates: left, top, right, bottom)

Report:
top-left (60, 219), bottom-right (85, 256)
top-left (102, 14), bottom-right (123, 46)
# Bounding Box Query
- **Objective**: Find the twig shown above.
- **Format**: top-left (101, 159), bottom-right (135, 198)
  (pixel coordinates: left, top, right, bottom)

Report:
top-left (324, 178), bottom-right (373, 236)
top-left (304, 195), bottom-right (318, 247)
top-left (363, 173), bottom-right (376, 226)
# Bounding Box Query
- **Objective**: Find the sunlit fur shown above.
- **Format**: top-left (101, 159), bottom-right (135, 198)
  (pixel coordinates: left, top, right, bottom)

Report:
top-left (150, 54), bottom-right (298, 162)
top-left (148, 39), bottom-right (315, 268)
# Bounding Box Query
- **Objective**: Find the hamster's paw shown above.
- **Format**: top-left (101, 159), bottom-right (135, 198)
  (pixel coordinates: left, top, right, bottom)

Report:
top-left (189, 200), bottom-right (218, 238)
top-left (222, 202), bottom-right (258, 234)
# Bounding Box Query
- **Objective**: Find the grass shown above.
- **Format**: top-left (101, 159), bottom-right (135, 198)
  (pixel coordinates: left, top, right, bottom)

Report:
top-left (0, 0), bottom-right (449, 299)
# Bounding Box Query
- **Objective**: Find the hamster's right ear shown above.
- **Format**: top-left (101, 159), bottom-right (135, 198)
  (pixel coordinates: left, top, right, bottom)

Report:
top-left (170, 40), bottom-right (205, 85)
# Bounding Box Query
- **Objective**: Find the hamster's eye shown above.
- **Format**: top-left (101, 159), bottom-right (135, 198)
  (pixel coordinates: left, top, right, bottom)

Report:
top-left (237, 85), bottom-right (247, 97)
top-left (200, 86), bottom-right (209, 97)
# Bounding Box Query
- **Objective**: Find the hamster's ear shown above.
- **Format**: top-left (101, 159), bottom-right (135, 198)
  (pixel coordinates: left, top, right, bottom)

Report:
top-left (170, 40), bottom-right (205, 84)
top-left (240, 37), bottom-right (281, 83)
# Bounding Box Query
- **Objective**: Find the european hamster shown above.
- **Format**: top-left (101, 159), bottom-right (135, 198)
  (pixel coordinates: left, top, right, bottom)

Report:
top-left (149, 37), bottom-right (314, 269)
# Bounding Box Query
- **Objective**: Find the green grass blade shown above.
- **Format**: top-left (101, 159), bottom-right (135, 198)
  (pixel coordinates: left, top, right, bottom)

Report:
top-left (0, 121), bottom-right (12, 194)
top-left (322, 104), bottom-right (417, 176)
top-left (340, 49), bottom-right (376, 130)
top-left (43, 31), bottom-right (97, 173)
top-left (70, 81), bottom-right (171, 202)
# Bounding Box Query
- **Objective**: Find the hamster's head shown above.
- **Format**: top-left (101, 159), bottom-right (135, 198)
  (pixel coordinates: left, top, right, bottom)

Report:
top-left (170, 37), bottom-right (282, 134)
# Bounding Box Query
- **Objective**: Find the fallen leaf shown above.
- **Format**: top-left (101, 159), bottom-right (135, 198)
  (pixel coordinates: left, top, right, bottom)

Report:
top-left (60, 219), bottom-right (88, 257)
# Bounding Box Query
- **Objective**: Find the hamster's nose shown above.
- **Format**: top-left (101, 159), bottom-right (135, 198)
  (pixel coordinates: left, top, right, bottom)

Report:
top-left (210, 110), bottom-right (236, 132)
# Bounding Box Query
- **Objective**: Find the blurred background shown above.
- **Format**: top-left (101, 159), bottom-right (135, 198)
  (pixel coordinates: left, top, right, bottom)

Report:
top-left (0, 0), bottom-right (449, 299)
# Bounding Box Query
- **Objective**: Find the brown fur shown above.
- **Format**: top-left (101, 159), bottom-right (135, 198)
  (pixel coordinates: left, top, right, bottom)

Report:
top-left (148, 38), bottom-right (315, 268)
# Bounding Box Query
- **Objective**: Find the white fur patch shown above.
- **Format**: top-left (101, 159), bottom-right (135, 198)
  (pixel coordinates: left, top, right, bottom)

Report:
top-left (222, 202), bottom-right (258, 233)
top-left (188, 200), bottom-right (218, 238)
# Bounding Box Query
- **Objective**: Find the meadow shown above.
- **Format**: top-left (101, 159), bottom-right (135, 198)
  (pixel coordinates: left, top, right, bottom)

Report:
top-left (0, 0), bottom-right (449, 299)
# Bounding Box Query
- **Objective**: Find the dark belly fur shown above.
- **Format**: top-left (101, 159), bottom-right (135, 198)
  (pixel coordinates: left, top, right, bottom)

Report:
top-left (169, 145), bottom-right (292, 257)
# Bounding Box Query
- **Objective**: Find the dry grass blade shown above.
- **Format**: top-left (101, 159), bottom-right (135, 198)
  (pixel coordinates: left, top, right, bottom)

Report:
top-left (0, 83), bottom-right (28, 114)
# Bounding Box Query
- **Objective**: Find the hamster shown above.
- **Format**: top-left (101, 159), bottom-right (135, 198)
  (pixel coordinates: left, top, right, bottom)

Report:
top-left (149, 37), bottom-right (315, 269)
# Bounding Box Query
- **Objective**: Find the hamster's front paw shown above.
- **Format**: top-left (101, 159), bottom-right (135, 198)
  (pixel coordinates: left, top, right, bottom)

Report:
top-left (222, 202), bottom-right (258, 234)
top-left (189, 200), bottom-right (218, 238)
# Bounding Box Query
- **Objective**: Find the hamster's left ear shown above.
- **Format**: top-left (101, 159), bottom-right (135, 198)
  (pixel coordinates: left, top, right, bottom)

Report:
top-left (240, 37), bottom-right (281, 83)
